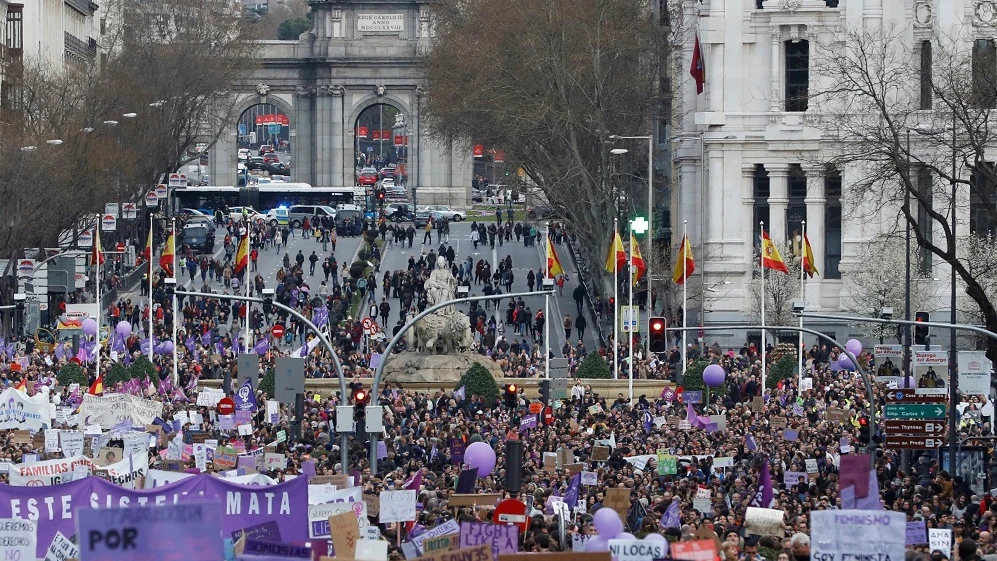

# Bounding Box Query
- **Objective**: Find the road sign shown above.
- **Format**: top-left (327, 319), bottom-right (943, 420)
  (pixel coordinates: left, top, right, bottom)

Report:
top-left (884, 420), bottom-right (946, 435)
top-left (362, 317), bottom-right (377, 335)
top-left (493, 499), bottom-right (530, 532)
top-left (271, 324), bottom-right (285, 339)
top-left (145, 190), bottom-right (159, 206)
top-left (529, 401), bottom-right (543, 414)
top-left (542, 406), bottom-right (554, 426)
top-left (217, 397), bottom-right (235, 415)
top-left (884, 390), bottom-right (947, 403)
top-left (101, 214), bottom-right (117, 231)
top-left (884, 436), bottom-right (947, 449)
top-left (883, 403), bottom-right (947, 420)
top-left (274, 356), bottom-right (305, 402)
top-left (239, 123), bottom-right (247, 135)
top-left (156, 184), bottom-right (169, 198)
top-left (621, 305), bottom-right (640, 333)
top-left (268, 123), bottom-right (280, 135)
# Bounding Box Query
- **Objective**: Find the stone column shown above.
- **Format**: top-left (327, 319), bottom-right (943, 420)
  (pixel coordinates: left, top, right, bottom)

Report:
top-left (330, 86), bottom-right (344, 187)
top-left (767, 163), bottom-right (790, 244)
top-left (709, 43), bottom-right (724, 113)
top-left (706, 145), bottom-right (725, 245)
top-left (770, 25), bottom-right (782, 114)
top-left (804, 166), bottom-right (826, 302)
top-left (742, 163), bottom-right (756, 261)
top-left (314, 87), bottom-right (331, 186)
top-left (417, 88), bottom-right (432, 191)
top-left (293, 86), bottom-right (314, 186)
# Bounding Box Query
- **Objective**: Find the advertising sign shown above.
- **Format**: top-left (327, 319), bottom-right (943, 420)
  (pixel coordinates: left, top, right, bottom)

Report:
top-left (913, 350), bottom-right (948, 395)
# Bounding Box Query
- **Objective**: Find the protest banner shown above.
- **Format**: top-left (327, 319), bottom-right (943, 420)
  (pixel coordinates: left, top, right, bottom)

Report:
top-left (81, 393), bottom-right (163, 427)
top-left (0, 519), bottom-right (36, 561)
top-left (810, 510), bottom-right (905, 561)
top-left (929, 529), bottom-right (952, 555)
top-left (379, 489), bottom-right (416, 524)
top-left (0, 387), bottom-right (52, 431)
top-left (9, 456), bottom-right (96, 486)
top-left (783, 472), bottom-right (808, 486)
top-left (412, 519), bottom-right (461, 554)
top-left (745, 507), bottom-right (785, 536)
top-left (330, 511), bottom-right (360, 558)
top-left (608, 539), bottom-right (666, 561)
top-left (459, 522), bottom-right (520, 561)
top-left (77, 502), bottom-right (221, 561)
top-left (308, 499), bottom-right (367, 539)
top-left (242, 540), bottom-right (311, 559)
top-left (906, 521), bottom-right (928, 545)
top-left (100, 453), bottom-right (150, 489)
top-left (43, 530), bottom-right (78, 561)
top-left (671, 540), bottom-right (716, 561)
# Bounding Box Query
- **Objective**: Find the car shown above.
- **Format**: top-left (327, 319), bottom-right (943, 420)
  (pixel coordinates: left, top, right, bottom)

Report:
top-left (185, 215), bottom-right (214, 228)
top-left (471, 189), bottom-right (484, 203)
top-left (182, 221), bottom-right (216, 253)
top-left (179, 208), bottom-right (209, 218)
top-left (229, 206), bottom-right (266, 223)
top-left (413, 208), bottom-right (436, 229)
top-left (238, 149), bottom-right (250, 161)
top-left (384, 203), bottom-right (415, 222)
top-left (421, 205), bottom-right (464, 221)
top-left (527, 204), bottom-right (557, 220)
top-left (247, 156), bottom-right (267, 171)
top-left (378, 166), bottom-right (396, 180)
top-left (267, 162), bottom-right (290, 176)
top-left (286, 205), bottom-right (337, 228)
top-left (357, 173), bottom-right (378, 186)
top-left (258, 145), bottom-right (275, 156)
top-left (379, 177), bottom-right (396, 189)
top-left (265, 207), bottom-right (290, 226)
top-left (360, 167), bottom-right (377, 176)
top-left (262, 153), bottom-right (280, 164)
top-left (335, 208), bottom-right (364, 236)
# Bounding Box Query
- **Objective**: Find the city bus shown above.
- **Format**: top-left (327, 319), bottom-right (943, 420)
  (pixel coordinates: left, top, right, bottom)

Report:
top-left (172, 185), bottom-right (367, 216)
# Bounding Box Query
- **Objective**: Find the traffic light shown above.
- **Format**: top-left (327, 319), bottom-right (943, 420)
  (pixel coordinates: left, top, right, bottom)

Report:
top-left (857, 415), bottom-right (870, 444)
top-left (377, 188), bottom-right (385, 204)
top-left (504, 384), bottom-right (518, 408)
top-left (353, 387), bottom-right (369, 427)
top-left (649, 317), bottom-right (667, 353)
top-left (538, 379), bottom-right (550, 405)
top-left (263, 296), bottom-right (273, 316)
top-left (914, 312), bottom-right (929, 345)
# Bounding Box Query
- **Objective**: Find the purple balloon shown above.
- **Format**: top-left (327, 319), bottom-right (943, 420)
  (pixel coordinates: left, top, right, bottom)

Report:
top-left (703, 364), bottom-right (726, 388)
top-left (116, 321), bottom-right (132, 338)
top-left (585, 536), bottom-right (609, 552)
top-left (464, 441), bottom-right (496, 476)
top-left (593, 506), bottom-right (623, 538)
top-left (618, 532), bottom-right (636, 540)
top-left (838, 355), bottom-right (854, 371)
top-left (845, 339), bottom-right (863, 357)
top-left (82, 318), bottom-right (97, 336)
top-left (161, 341), bottom-right (174, 354)
top-left (644, 534), bottom-right (669, 556)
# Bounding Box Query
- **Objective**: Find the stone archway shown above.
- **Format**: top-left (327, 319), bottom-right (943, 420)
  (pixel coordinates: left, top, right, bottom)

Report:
top-left (208, 93), bottom-right (296, 187)
top-left (350, 100), bottom-right (409, 186)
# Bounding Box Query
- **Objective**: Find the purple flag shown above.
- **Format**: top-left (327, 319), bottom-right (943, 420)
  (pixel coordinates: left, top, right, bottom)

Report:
top-left (660, 498), bottom-right (680, 529)
top-left (746, 434), bottom-right (758, 451)
top-left (518, 415), bottom-right (538, 432)
top-left (254, 339), bottom-right (269, 356)
top-left (215, 342), bottom-right (225, 356)
top-left (686, 400), bottom-right (699, 428)
top-left (54, 344), bottom-right (66, 361)
top-left (111, 334), bottom-right (125, 353)
top-left (185, 335), bottom-right (196, 353)
top-left (642, 410), bottom-right (653, 433)
top-left (75, 346), bottom-right (89, 364)
top-left (403, 470), bottom-right (422, 490)
top-left (235, 378), bottom-right (258, 412)
top-left (854, 470), bottom-right (883, 510)
top-left (172, 387), bottom-right (189, 403)
top-left (563, 472), bottom-right (581, 509)
top-left (749, 461), bottom-right (773, 508)
top-left (5, 342), bottom-right (15, 360)
top-left (312, 307), bottom-right (328, 327)
top-left (201, 331), bottom-right (211, 346)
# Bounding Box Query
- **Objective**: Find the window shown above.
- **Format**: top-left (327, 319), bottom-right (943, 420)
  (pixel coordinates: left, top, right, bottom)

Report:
top-left (753, 165), bottom-right (770, 250)
top-left (972, 39), bottom-right (997, 108)
top-left (100, 18), bottom-right (106, 35)
top-left (920, 40), bottom-right (932, 110)
top-left (916, 166), bottom-right (934, 275)
top-left (825, 0), bottom-right (839, 6)
top-left (824, 170), bottom-right (842, 279)
top-left (787, 165), bottom-right (807, 255)
top-left (785, 40), bottom-right (810, 112)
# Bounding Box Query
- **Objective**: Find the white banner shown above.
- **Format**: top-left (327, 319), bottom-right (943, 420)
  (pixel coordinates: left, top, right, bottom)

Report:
top-left (811, 511), bottom-right (905, 561)
top-left (99, 453), bottom-right (150, 489)
top-left (144, 469), bottom-right (195, 489)
top-left (0, 387), bottom-right (53, 431)
top-left (379, 489), bottom-right (416, 523)
top-left (958, 351), bottom-right (992, 396)
top-left (197, 388), bottom-right (225, 407)
top-left (308, 500), bottom-right (367, 538)
top-left (81, 393), bottom-right (163, 427)
top-left (913, 350), bottom-right (948, 395)
top-left (9, 456), bottom-right (95, 486)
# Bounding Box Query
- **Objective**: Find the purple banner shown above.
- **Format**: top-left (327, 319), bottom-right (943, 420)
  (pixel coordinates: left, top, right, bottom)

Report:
top-left (0, 475), bottom-right (308, 558)
top-left (450, 438), bottom-right (465, 465)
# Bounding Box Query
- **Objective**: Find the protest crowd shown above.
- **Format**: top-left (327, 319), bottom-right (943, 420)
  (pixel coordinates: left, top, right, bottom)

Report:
top-left (0, 217), bottom-right (991, 561)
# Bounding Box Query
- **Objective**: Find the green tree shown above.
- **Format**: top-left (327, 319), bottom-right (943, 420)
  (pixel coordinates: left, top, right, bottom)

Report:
top-left (769, 355), bottom-right (796, 388)
top-left (129, 355), bottom-right (158, 381)
top-left (456, 363), bottom-right (499, 402)
top-left (57, 363), bottom-right (86, 387)
top-left (105, 362), bottom-right (130, 388)
top-left (576, 352), bottom-right (611, 379)
top-left (278, 17), bottom-right (312, 40)
top-left (259, 368), bottom-right (275, 397)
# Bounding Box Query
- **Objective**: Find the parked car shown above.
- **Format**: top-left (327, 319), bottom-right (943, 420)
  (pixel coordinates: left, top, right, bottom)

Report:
top-left (182, 222), bottom-right (216, 253)
top-left (421, 205), bottom-right (464, 221)
top-left (357, 173), bottom-right (378, 186)
top-left (237, 149), bottom-right (250, 162)
top-left (247, 156), bottom-right (267, 171)
top-left (229, 206), bottom-right (266, 223)
top-left (265, 207), bottom-right (289, 226)
top-left (179, 208), bottom-right (209, 218)
top-left (384, 203), bottom-right (415, 222)
top-left (286, 204), bottom-right (337, 228)
top-left (258, 145), bottom-right (275, 156)
top-left (413, 208), bottom-right (436, 229)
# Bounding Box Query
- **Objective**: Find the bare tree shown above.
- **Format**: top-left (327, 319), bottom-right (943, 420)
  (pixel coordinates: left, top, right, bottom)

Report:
top-left (809, 26), bottom-right (997, 359)
top-left (421, 0), bottom-right (673, 289)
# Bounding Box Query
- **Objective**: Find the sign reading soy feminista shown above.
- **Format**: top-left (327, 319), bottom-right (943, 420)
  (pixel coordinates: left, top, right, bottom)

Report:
top-left (811, 510), bottom-right (905, 561)
top-left (357, 14), bottom-right (404, 32)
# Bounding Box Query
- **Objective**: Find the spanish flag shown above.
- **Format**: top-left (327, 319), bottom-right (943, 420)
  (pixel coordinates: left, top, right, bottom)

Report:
top-left (142, 227), bottom-right (152, 270)
top-left (235, 234), bottom-right (249, 274)
top-left (92, 231), bottom-right (105, 266)
top-left (160, 231), bottom-right (175, 275)
top-left (546, 236), bottom-right (564, 278)
top-left (761, 230), bottom-right (789, 273)
top-left (803, 234), bottom-right (819, 278)
top-left (630, 233), bottom-right (646, 285)
top-left (14, 375), bottom-right (26, 393)
top-left (88, 373), bottom-right (103, 396)
top-left (672, 235), bottom-right (695, 285)
top-left (604, 231), bottom-right (626, 273)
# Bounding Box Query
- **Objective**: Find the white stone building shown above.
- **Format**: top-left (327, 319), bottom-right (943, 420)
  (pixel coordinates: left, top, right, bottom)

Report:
top-left (670, 0), bottom-right (976, 347)
top-left (22, 0), bottom-right (97, 69)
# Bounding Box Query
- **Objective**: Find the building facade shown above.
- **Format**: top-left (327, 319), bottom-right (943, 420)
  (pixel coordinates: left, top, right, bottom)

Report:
top-left (671, 0), bottom-right (977, 346)
top-left (22, 0), bottom-right (97, 69)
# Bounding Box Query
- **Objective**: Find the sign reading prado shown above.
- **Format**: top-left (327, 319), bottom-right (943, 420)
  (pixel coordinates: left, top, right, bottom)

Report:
top-left (357, 13), bottom-right (405, 32)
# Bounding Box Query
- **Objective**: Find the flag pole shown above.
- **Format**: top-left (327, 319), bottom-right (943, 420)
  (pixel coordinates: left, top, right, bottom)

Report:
top-left (172, 217), bottom-right (179, 387)
top-left (544, 221), bottom-right (550, 381)
top-left (244, 233), bottom-right (251, 355)
top-left (94, 233), bottom-right (101, 382)
top-left (682, 220), bottom-right (688, 375)
top-left (760, 220), bottom-right (766, 393)
top-left (628, 232), bottom-right (634, 401)
top-left (798, 220), bottom-right (806, 389)
top-left (613, 218), bottom-right (619, 381)
top-left (148, 214), bottom-right (154, 359)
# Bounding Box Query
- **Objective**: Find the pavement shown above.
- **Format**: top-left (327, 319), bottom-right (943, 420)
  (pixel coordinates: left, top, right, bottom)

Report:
top-left (372, 222), bottom-right (599, 357)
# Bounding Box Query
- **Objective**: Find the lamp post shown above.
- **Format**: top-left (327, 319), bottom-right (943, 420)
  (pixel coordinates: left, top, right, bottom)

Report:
top-left (609, 135), bottom-right (653, 291)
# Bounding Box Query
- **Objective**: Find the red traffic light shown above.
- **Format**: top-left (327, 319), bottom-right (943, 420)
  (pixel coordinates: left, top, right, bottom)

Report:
top-left (651, 320), bottom-right (665, 332)
top-left (508, 384), bottom-right (517, 393)
top-left (858, 416), bottom-right (869, 426)
top-left (354, 389), bottom-right (366, 402)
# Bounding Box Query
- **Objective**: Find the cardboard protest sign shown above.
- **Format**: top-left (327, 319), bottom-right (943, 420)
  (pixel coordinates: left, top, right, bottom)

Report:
top-left (43, 530), bottom-right (78, 561)
top-left (449, 494), bottom-right (501, 507)
top-left (501, 554), bottom-right (609, 561)
top-left (330, 511), bottom-right (359, 558)
top-left (604, 488), bottom-right (630, 520)
top-left (906, 521), bottom-right (928, 546)
top-left (356, 539), bottom-right (388, 561)
top-left (672, 540), bottom-right (716, 561)
top-left (745, 507), bottom-right (785, 536)
top-left (0, 519), bottom-right (36, 561)
top-left (379, 489), bottom-right (416, 523)
top-left (810, 511), bottom-right (905, 561)
top-left (411, 519), bottom-right (460, 554)
top-left (459, 523), bottom-right (520, 561)
top-left (929, 529), bottom-right (952, 555)
top-left (591, 446), bottom-right (610, 461)
top-left (243, 539), bottom-right (311, 559)
top-left (413, 545), bottom-right (491, 561)
top-left (423, 535), bottom-right (460, 554)
top-left (363, 494), bottom-right (380, 519)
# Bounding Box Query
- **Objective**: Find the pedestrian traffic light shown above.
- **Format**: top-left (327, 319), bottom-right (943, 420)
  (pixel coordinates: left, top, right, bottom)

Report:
top-left (504, 384), bottom-right (518, 408)
top-left (914, 312), bottom-right (929, 345)
top-left (649, 317), bottom-right (667, 353)
top-left (538, 379), bottom-right (550, 405)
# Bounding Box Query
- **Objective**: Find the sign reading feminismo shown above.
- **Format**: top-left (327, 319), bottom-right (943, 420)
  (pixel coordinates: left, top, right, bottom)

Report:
top-left (357, 13), bottom-right (405, 32)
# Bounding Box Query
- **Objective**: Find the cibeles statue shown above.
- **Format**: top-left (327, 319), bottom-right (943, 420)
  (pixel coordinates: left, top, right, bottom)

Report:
top-left (412, 257), bottom-right (473, 353)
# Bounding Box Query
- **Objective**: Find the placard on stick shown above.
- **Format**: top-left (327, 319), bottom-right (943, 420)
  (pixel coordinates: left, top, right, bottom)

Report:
top-left (449, 493), bottom-right (502, 507)
top-left (604, 488), bottom-right (630, 520)
top-left (591, 446), bottom-right (610, 462)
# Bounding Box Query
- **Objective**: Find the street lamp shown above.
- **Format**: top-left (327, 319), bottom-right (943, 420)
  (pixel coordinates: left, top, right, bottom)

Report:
top-left (19, 146), bottom-right (36, 152)
top-left (123, 113), bottom-right (137, 119)
top-left (149, 100), bottom-right (166, 108)
top-left (46, 139), bottom-right (63, 146)
top-left (103, 120), bottom-right (118, 126)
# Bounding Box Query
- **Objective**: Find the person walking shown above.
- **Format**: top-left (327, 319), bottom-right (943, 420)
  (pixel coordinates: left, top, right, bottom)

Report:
top-left (575, 313), bottom-right (587, 342)
top-left (563, 315), bottom-right (573, 341)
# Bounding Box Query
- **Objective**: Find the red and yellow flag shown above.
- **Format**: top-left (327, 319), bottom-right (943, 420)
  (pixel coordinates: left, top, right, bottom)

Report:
top-left (142, 227), bottom-right (152, 269)
top-left (761, 230), bottom-right (789, 273)
top-left (160, 231), bottom-right (175, 273)
top-left (546, 236), bottom-right (564, 278)
top-left (604, 231), bottom-right (626, 273)
top-left (88, 373), bottom-right (103, 396)
top-left (630, 233), bottom-right (646, 286)
top-left (672, 235), bottom-right (695, 285)
top-left (91, 231), bottom-right (105, 266)
top-left (235, 234), bottom-right (249, 273)
top-left (803, 234), bottom-right (819, 278)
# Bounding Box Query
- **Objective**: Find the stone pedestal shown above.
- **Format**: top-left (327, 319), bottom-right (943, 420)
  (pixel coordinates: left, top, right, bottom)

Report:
top-left (382, 352), bottom-right (503, 384)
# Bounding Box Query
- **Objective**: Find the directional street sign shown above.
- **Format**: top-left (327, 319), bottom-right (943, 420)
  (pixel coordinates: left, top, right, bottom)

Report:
top-left (884, 391), bottom-right (947, 403)
top-left (884, 420), bottom-right (946, 435)
top-left (884, 436), bottom-right (947, 449)
top-left (883, 403), bottom-right (947, 420)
